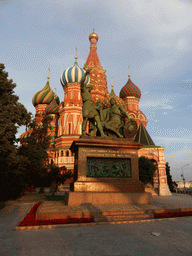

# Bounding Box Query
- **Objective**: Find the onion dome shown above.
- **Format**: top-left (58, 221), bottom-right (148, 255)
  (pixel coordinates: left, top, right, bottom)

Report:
top-left (60, 55), bottom-right (90, 88)
top-left (45, 91), bottom-right (60, 115)
top-left (103, 78), bottom-right (124, 109)
top-left (45, 103), bottom-right (59, 115)
top-left (32, 77), bottom-right (54, 107)
top-left (89, 28), bottom-right (99, 41)
top-left (119, 69), bottom-right (141, 100)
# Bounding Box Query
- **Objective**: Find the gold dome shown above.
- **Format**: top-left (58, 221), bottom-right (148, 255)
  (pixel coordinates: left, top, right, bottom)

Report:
top-left (89, 29), bottom-right (99, 41)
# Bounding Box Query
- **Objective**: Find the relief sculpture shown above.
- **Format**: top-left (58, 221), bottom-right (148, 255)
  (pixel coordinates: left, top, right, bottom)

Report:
top-left (87, 157), bottom-right (131, 178)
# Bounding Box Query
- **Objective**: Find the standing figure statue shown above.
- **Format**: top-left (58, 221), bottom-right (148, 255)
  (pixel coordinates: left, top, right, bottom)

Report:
top-left (103, 97), bottom-right (131, 138)
top-left (81, 68), bottom-right (107, 137)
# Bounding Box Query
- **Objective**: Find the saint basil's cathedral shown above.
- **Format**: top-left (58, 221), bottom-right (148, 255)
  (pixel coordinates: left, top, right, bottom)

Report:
top-left (22, 30), bottom-right (171, 196)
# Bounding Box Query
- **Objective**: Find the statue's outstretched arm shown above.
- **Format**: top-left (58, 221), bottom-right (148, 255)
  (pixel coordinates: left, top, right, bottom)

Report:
top-left (81, 68), bottom-right (92, 93)
top-left (119, 106), bottom-right (130, 119)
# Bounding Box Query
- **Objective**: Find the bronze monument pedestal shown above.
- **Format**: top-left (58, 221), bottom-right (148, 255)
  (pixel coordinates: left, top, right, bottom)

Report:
top-left (64, 136), bottom-right (152, 205)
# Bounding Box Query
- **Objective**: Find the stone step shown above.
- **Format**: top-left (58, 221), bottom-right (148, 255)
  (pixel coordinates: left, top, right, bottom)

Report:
top-left (93, 213), bottom-right (154, 223)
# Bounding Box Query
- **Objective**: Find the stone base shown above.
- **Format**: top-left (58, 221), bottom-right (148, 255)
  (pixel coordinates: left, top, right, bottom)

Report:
top-left (71, 180), bottom-right (145, 192)
top-left (64, 191), bottom-right (152, 206)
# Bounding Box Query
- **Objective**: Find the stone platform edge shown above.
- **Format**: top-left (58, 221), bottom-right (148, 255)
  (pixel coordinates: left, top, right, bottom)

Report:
top-left (64, 191), bottom-right (152, 206)
top-left (14, 206), bottom-right (192, 231)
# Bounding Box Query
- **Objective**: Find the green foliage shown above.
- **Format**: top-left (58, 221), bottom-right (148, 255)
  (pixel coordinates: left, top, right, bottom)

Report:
top-left (18, 115), bottom-right (51, 187)
top-left (0, 64), bottom-right (31, 200)
top-left (166, 162), bottom-right (174, 192)
top-left (172, 181), bottom-right (178, 189)
top-left (0, 170), bottom-right (26, 200)
top-left (0, 64), bottom-right (31, 171)
top-left (138, 156), bottom-right (157, 185)
top-left (46, 164), bottom-right (73, 187)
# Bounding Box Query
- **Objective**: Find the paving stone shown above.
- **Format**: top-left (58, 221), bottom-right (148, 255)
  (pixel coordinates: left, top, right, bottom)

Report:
top-left (1, 194), bottom-right (192, 256)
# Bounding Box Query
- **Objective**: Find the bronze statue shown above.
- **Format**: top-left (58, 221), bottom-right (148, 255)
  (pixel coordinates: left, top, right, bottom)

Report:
top-left (103, 97), bottom-right (131, 138)
top-left (81, 68), bottom-right (107, 137)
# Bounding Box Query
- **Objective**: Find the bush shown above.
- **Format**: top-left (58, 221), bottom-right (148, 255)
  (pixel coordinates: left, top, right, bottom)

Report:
top-left (139, 156), bottom-right (157, 185)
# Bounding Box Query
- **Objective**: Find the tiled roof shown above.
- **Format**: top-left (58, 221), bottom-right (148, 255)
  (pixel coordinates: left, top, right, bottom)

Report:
top-left (134, 122), bottom-right (155, 146)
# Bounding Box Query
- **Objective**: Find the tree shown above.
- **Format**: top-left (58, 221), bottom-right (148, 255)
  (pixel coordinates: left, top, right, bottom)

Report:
top-left (0, 64), bottom-right (31, 200)
top-left (18, 115), bottom-right (51, 188)
top-left (166, 162), bottom-right (174, 192)
top-left (138, 156), bottom-right (157, 185)
top-left (45, 163), bottom-right (73, 195)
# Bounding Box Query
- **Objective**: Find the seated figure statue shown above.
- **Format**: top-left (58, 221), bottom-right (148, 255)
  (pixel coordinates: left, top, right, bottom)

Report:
top-left (103, 97), bottom-right (130, 138)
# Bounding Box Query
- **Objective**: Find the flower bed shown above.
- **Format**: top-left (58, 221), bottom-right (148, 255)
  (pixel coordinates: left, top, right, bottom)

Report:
top-left (154, 211), bottom-right (192, 219)
top-left (19, 203), bottom-right (93, 226)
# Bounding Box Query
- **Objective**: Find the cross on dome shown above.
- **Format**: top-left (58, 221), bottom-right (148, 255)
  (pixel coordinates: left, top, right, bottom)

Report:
top-left (47, 68), bottom-right (50, 82)
top-left (111, 77), bottom-right (114, 91)
top-left (128, 66), bottom-right (131, 79)
top-left (75, 47), bottom-right (78, 62)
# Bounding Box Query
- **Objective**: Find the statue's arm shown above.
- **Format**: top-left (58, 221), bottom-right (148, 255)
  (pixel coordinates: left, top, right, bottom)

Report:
top-left (80, 73), bottom-right (86, 93)
top-left (81, 68), bottom-right (92, 93)
top-left (119, 106), bottom-right (130, 119)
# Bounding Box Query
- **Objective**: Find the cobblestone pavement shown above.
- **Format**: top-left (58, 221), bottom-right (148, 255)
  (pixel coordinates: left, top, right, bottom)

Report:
top-left (1, 199), bottom-right (192, 256)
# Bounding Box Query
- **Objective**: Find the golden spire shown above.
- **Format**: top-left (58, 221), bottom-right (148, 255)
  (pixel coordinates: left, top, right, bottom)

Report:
top-left (111, 77), bottom-right (114, 91)
top-left (128, 65), bottom-right (131, 79)
top-left (75, 47), bottom-right (78, 62)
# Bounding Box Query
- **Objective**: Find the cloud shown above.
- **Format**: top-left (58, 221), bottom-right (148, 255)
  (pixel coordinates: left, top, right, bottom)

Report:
top-left (108, 0), bottom-right (192, 34)
top-left (153, 135), bottom-right (192, 143)
top-left (162, 105), bottom-right (174, 109)
top-left (176, 37), bottom-right (190, 51)
top-left (140, 94), bottom-right (176, 109)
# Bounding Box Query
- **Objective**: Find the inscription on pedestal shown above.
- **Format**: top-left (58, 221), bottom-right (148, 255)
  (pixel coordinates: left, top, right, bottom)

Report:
top-left (86, 157), bottom-right (131, 178)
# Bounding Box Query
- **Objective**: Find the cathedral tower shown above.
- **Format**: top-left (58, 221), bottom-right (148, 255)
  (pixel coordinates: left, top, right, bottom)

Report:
top-left (119, 69), bottom-right (148, 127)
top-left (84, 29), bottom-right (108, 103)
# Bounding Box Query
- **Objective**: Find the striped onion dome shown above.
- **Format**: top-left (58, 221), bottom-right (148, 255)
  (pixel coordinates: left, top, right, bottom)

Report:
top-left (45, 93), bottom-right (60, 115)
top-left (45, 103), bottom-right (59, 115)
top-left (103, 88), bottom-right (124, 109)
top-left (32, 79), bottom-right (54, 107)
top-left (60, 56), bottom-right (90, 88)
top-left (120, 77), bottom-right (141, 100)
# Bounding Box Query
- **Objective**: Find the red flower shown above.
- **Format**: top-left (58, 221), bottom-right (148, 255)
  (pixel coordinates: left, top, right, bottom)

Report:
top-left (154, 211), bottom-right (192, 219)
top-left (19, 203), bottom-right (93, 226)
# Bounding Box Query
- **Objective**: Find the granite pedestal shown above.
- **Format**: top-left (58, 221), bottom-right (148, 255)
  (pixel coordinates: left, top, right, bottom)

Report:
top-left (65, 136), bottom-right (152, 205)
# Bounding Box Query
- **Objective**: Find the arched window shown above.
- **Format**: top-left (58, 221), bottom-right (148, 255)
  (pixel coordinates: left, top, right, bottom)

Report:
top-left (61, 151), bottom-right (63, 157)
top-left (66, 150), bottom-right (69, 157)
top-left (68, 123), bottom-right (71, 134)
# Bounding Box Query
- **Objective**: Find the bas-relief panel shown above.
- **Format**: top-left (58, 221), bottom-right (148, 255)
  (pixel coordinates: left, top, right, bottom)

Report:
top-left (86, 157), bottom-right (132, 178)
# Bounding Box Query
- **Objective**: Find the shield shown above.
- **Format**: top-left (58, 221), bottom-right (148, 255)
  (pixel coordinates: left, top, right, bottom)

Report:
top-left (123, 119), bottom-right (138, 139)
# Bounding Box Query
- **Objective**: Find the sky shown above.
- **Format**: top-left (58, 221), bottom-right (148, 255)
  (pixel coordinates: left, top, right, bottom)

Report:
top-left (1, 0), bottom-right (192, 182)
